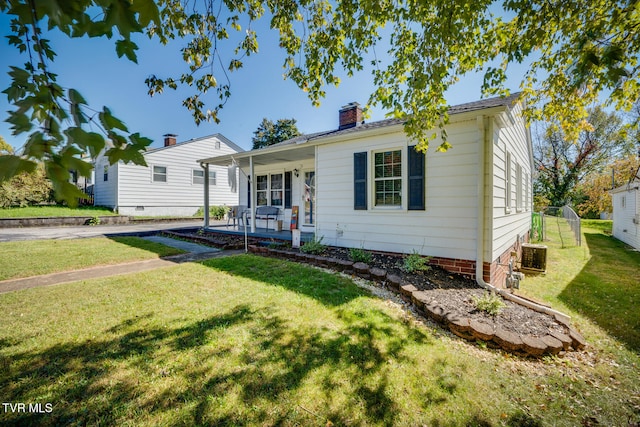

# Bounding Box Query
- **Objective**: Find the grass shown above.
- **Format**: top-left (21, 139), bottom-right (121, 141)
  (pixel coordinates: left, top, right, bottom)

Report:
top-left (0, 237), bottom-right (185, 280)
top-left (0, 205), bottom-right (118, 218)
top-left (520, 218), bottom-right (640, 353)
top-left (1, 252), bottom-right (639, 426)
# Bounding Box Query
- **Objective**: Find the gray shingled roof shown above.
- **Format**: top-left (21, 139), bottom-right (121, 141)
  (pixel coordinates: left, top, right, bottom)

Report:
top-left (267, 93), bottom-right (521, 149)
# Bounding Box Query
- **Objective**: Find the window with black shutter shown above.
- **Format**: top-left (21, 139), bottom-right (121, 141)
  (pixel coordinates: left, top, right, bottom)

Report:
top-left (408, 145), bottom-right (425, 210)
top-left (354, 152), bottom-right (367, 210)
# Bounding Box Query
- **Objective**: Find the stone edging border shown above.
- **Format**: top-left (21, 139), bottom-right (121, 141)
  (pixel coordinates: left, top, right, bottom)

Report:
top-left (248, 245), bottom-right (587, 358)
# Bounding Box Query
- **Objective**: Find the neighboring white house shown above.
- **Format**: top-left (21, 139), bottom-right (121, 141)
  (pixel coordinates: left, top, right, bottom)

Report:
top-left (94, 133), bottom-right (243, 216)
top-left (200, 94), bottom-right (533, 288)
top-left (610, 179), bottom-right (640, 250)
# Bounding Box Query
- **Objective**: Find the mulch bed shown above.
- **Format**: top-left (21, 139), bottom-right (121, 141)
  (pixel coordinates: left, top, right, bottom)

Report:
top-left (163, 229), bottom-right (586, 357)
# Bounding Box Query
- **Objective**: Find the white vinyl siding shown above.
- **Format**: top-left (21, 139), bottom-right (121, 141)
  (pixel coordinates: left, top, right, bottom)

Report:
top-left (491, 102), bottom-right (532, 262)
top-left (611, 186), bottom-right (640, 250)
top-left (108, 135), bottom-right (240, 216)
top-left (315, 121), bottom-right (480, 260)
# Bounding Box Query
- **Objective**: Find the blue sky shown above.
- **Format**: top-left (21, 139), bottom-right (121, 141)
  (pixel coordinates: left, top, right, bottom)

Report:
top-left (0, 12), bottom-right (526, 153)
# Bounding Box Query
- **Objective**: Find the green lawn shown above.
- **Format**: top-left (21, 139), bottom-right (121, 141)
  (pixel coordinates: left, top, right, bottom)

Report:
top-left (0, 237), bottom-right (185, 280)
top-left (520, 219), bottom-right (640, 353)
top-left (1, 252), bottom-right (639, 426)
top-left (0, 205), bottom-right (117, 218)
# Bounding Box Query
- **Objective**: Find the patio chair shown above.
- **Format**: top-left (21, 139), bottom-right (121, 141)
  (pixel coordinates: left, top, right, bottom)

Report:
top-left (227, 205), bottom-right (248, 227)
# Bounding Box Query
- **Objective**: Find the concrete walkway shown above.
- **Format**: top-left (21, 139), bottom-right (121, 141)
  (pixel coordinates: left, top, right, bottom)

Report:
top-left (0, 235), bottom-right (245, 294)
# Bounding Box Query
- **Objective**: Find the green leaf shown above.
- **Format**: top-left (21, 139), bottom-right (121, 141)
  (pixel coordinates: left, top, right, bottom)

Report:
top-left (131, 0), bottom-right (161, 27)
top-left (129, 132), bottom-right (153, 149)
top-left (0, 156), bottom-right (37, 182)
top-left (99, 107), bottom-right (129, 132)
top-left (6, 111), bottom-right (33, 134)
top-left (115, 38), bottom-right (139, 63)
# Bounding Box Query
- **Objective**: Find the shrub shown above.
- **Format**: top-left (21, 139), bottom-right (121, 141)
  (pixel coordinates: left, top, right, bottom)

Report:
top-left (87, 216), bottom-right (101, 226)
top-left (300, 236), bottom-right (326, 255)
top-left (403, 250), bottom-right (431, 273)
top-left (0, 165), bottom-right (53, 208)
top-left (349, 247), bottom-right (372, 263)
top-left (472, 292), bottom-right (506, 316)
top-left (194, 205), bottom-right (230, 220)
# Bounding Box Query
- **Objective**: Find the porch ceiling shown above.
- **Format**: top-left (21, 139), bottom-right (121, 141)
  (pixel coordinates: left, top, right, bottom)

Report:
top-left (200, 144), bottom-right (315, 168)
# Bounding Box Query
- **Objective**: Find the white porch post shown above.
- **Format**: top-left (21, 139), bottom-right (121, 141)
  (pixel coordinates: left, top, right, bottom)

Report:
top-left (250, 155), bottom-right (256, 233)
top-left (202, 163), bottom-right (210, 228)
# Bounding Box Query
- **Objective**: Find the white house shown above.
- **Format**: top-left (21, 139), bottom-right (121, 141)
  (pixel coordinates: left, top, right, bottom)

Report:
top-left (200, 94), bottom-right (533, 288)
top-left (610, 178), bottom-right (640, 250)
top-left (94, 133), bottom-right (243, 216)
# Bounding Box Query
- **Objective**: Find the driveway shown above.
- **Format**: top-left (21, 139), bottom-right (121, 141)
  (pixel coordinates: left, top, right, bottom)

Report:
top-left (0, 220), bottom-right (227, 242)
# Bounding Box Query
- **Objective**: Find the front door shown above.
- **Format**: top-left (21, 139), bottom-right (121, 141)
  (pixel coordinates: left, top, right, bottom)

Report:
top-left (303, 171), bottom-right (315, 229)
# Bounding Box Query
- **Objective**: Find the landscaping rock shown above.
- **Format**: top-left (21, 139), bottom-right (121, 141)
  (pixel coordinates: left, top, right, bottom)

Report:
top-left (493, 328), bottom-right (523, 352)
top-left (541, 335), bottom-right (564, 355)
top-left (353, 262), bottom-right (370, 279)
top-left (549, 331), bottom-right (572, 351)
top-left (411, 290), bottom-right (430, 312)
top-left (425, 303), bottom-right (446, 323)
top-left (399, 284), bottom-right (418, 300)
top-left (386, 274), bottom-right (403, 290)
top-left (446, 313), bottom-right (473, 339)
top-left (370, 267), bottom-right (387, 282)
top-left (470, 319), bottom-right (495, 341)
top-left (569, 328), bottom-right (587, 350)
top-left (521, 335), bottom-right (547, 356)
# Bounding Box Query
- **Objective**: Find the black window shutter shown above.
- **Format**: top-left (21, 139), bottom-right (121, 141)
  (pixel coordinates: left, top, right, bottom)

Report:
top-left (247, 176), bottom-right (251, 208)
top-left (284, 171), bottom-right (292, 209)
top-left (408, 146), bottom-right (425, 210)
top-left (354, 152), bottom-right (367, 210)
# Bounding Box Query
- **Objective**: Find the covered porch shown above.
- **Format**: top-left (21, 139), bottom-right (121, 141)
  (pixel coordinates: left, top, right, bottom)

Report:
top-left (204, 222), bottom-right (315, 244)
top-left (198, 139), bottom-right (318, 236)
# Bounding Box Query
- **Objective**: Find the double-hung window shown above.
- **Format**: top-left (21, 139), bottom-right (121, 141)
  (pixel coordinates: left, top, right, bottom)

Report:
top-left (270, 173), bottom-right (283, 206)
top-left (153, 165), bottom-right (167, 183)
top-left (256, 175), bottom-right (268, 206)
top-left (354, 147), bottom-right (424, 211)
top-left (374, 150), bottom-right (402, 207)
top-left (193, 169), bottom-right (216, 185)
top-left (255, 174), bottom-right (284, 206)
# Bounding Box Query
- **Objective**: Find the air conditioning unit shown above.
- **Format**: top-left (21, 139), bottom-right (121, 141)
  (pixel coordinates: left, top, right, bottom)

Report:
top-left (521, 243), bottom-right (548, 274)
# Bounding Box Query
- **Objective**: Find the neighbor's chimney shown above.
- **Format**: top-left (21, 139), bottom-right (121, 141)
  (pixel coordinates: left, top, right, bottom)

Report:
top-left (164, 133), bottom-right (177, 147)
top-left (339, 102), bottom-right (363, 130)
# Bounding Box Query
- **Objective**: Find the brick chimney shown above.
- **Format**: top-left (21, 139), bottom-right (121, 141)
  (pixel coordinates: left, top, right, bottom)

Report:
top-left (163, 133), bottom-right (177, 147)
top-left (339, 102), bottom-right (363, 130)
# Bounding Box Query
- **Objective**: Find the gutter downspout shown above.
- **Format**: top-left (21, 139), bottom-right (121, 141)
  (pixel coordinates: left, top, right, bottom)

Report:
top-left (476, 115), bottom-right (491, 291)
top-left (475, 115), bottom-right (571, 322)
top-left (200, 163), bottom-right (210, 228)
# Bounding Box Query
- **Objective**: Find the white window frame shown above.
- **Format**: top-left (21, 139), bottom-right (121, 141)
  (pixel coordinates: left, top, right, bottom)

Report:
top-left (103, 165), bottom-right (108, 182)
top-left (270, 173), bottom-right (283, 206)
top-left (371, 148), bottom-right (404, 209)
top-left (516, 163), bottom-right (523, 212)
top-left (152, 165), bottom-right (168, 183)
top-left (524, 172), bottom-right (529, 211)
top-left (193, 169), bottom-right (217, 185)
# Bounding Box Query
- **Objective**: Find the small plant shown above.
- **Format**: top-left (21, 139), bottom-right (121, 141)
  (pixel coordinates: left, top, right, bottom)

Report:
top-left (402, 250), bottom-right (431, 273)
top-left (300, 236), bottom-right (326, 255)
top-left (194, 205), bottom-right (230, 220)
top-left (472, 292), bottom-right (506, 317)
top-left (87, 216), bottom-right (101, 226)
top-left (349, 247), bottom-right (372, 263)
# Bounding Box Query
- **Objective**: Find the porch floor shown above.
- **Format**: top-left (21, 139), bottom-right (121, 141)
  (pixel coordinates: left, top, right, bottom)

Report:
top-left (205, 223), bottom-right (314, 243)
